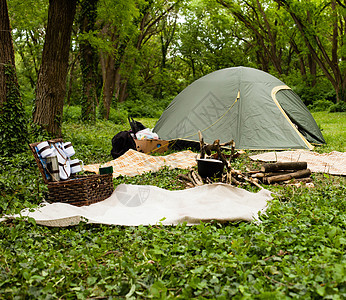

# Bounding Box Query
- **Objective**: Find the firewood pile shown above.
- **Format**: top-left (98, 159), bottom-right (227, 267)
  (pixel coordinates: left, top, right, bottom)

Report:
top-left (250, 162), bottom-right (312, 185)
top-left (178, 131), bottom-right (313, 189)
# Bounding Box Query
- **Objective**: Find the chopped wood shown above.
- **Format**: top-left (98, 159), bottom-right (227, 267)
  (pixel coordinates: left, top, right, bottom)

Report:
top-left (253, 171), bottom-right (295, 178)
top-left (243, 176), bottom-right (263, 189)
top-left (225, 170), bottom-right (233, 184)
top-left (251, 172), bottom-right (265, 178)
top-left (230, 140), bottom-right (235, 161)
top-left (266, 171), bottom-right (298, 176)
top-left (247, 169), bottom-right (262, 174)
top-left (264, 169), bottom-right (311, 184)
top-left (283, 177), bottom-right (313, 184)
top-left (183, 132), bottom-right (313, 188)
top-left (198, 131), bottom-right (205, 159)
top-left (187, 172), bottom-right (197, 186)
top-left (205, 177), bottom-right (213, 184)
top-left (191, 171), bottom-right (204, 186)
top-left (198, 130), bottom-right (235, 168)
top-left (261, 162), bottom-right (307, 173)
top-left (231, 169), bottom-right (243, 176)
top-left (230, 176), bottom-right (241, 185)
top-left (178, 173), bottom-right (193, 184)
top-left (185, 182), bottom-right (195, 188)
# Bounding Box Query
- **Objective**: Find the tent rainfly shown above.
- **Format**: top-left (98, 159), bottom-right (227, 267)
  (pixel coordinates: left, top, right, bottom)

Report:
top-left (154, 67), bottom-right (325, 150)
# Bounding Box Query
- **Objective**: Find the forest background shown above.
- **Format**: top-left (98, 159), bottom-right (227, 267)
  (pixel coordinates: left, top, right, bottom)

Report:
top-left (0, 0), bottom-right (345, 153)
top-left (0, 1), bottom-right (345, 298)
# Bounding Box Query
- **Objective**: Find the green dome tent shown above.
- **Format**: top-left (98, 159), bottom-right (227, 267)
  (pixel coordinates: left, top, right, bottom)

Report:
top-left (154, 67), bottom-right (325, 150)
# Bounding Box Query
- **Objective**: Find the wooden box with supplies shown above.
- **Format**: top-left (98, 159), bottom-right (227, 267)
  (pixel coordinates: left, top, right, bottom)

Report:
top-left (29, 139), bottom-right (114, 206)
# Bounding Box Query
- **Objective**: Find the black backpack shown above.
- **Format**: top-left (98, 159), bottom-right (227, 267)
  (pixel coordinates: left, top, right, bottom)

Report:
top-left (110, 117), bottom-right (147, 159)
top-left (110, 131), bottom-right (136, 159)
top-left (128, 116), bottom-right (146, 134)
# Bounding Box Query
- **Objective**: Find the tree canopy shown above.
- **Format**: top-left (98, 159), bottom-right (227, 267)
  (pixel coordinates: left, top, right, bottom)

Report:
top-left (4, 0), bottom-right (345, 137)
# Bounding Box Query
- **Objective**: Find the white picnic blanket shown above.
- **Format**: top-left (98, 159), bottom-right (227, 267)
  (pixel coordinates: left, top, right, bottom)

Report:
top-left (1, 184), bottom-right (273, 227)
top-left (250, 151), bottom-right (346, 176)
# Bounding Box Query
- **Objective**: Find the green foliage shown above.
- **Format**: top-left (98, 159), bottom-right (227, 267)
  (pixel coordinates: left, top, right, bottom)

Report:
top-left (308, 99), bottom-right (334, 112)
top-left (8, 0), bottom-right (48, 92)
top-left (285, 74), bottom-right (336, 107)
top-left (78, 0), bottom-right (99, 123)
top-left (120, 91), bottom-right (171, 118)
top-left (63, 105), bottom-right (128, 125)
top-left (62, 119), bottom-right (122, 164)
top-left (0, 153), bottom-right (44, 216)
top-left (0, 113), bottom-right (345, 298)
top-left (114, 166), bottom-right (188, 190)
top-left (0, 64), bottom-right (28, 156)
top-left (2, 0), bottom-right (346, 295)
top-left (63, 105), bottom-right (83, 122)
top-left (107, 106), bottom-right (129, 124)
top-left (329, 102), bottom-right (346, 113)
top-left (0, 183), bottom-right (345, 298)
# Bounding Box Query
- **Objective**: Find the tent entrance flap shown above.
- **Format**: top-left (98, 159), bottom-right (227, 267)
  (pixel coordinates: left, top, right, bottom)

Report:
top-left (271, 86), bottom-right (313, 150)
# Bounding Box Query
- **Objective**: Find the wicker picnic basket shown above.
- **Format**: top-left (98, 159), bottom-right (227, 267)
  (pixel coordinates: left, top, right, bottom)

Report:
top-left (29, 138), bottom-right (114, 206)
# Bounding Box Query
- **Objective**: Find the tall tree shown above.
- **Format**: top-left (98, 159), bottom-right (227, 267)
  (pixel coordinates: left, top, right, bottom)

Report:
top-left (274, 0), bottom-right (345, 102)
top-left (79, 0), bottom-right (99, 122)
top-left (154, 10), bottom-right (178, 99)
top-left (217, 0), bottom-right (288, 74)
top-left (97, 0), bottom-right (138, 119)
top-left (177, 1), bottom-right (246, 80)
top-left (0, 0), bottom-right (27, 155)
top-left (33, 0), bottom-right (77, 137)
top-left (115, 0), bottom-right (180, 103)
top-left (97, 0), bottom-right (180, 119)
top-left (7, 0), bottom-right (48, 92)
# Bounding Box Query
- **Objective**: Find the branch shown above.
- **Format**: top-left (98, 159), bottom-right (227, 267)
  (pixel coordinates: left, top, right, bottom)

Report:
top-left (273, 0), bottom-right (336, 86)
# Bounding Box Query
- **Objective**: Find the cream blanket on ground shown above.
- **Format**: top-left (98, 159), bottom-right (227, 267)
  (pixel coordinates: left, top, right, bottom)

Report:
top-left (250, 151), bottom-right (346, 176)
top-left (1, 184), bottom-right (272, 227)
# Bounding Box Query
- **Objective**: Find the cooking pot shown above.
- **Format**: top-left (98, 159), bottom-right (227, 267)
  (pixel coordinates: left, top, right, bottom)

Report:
top-left (197, 158), bottom-right (224, 178)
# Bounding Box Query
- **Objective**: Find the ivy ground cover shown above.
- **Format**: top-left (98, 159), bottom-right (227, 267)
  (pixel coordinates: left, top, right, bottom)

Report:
top-left (0, 112), bottom-right (345, 299)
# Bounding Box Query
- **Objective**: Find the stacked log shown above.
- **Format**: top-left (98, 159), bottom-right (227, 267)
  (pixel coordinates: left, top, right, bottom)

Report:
top-left (251, 162), bottom-right (311, 184)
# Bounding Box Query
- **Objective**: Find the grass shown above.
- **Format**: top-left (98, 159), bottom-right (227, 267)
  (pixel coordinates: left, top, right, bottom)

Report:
top-left (0, 111), bottom-right (345, 299)
top-left (311, 112), bottom-right (345, 153)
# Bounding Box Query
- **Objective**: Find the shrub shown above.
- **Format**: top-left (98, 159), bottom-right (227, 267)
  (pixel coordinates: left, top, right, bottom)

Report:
top-left (63, 105), bottom-right (82, 122)
top-left (308, 99), bottom-right (334, 112)
top-left (107, 107), bottom-right (128, 124)
top-left (329, 102), bottom-right (346, 113)
top-left (120, 94), bottom-right (171, 119)
top-left (289, 81), bottom-right (336, 107)
top-left (63, 105), bottom-right (128, 125)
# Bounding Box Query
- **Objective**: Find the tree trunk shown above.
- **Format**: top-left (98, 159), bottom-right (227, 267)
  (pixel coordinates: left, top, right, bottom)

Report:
top-left (33, 0), bottom-right (77, 137)
top-left (0, 0), bottom-right (28, 155)
top-left (80, 0), bottom-right (99, 122)
top-left (98, 22), bottom-right (128, 119)
top-left (0, 0), bottom-right (15, 107)
top-left (289, 38), bottom-right (307, 78)
top-left (100, 51), bottom-right (116, 119)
